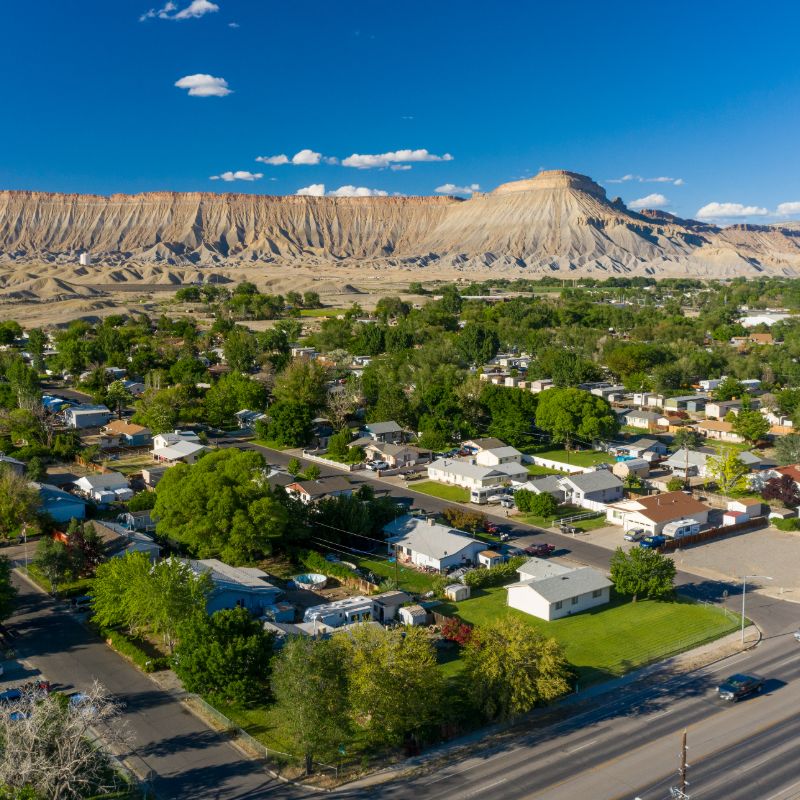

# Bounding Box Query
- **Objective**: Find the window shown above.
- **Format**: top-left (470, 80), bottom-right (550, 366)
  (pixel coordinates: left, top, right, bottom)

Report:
top-left (593, 589), bottom-right (602, 598)
top-left (554, 601), bottom-right (562, 610)
top-left (571, 596), bottom-right (579, 605)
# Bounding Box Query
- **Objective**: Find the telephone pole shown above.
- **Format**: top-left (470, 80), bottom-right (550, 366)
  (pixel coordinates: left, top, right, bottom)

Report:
top-left (670, 729), bottom-right (690, 799)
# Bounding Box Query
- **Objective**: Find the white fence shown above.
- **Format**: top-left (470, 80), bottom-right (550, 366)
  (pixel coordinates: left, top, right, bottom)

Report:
top-left (301, 450), bottom-right (364, 472)
top-left (523, 454), bottom-right (594, 474)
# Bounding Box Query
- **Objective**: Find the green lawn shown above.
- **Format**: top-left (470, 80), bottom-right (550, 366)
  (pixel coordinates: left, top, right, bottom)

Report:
top-left (24, 564), bottom-right (93, 599)
top-left (355, 556), bottom-right (437, 593)
top-left (253, 439), bottom-right (295, 451)
top-left (517, 505), bottom-right (606, 531)
top-left (525, 463), bottom-right (563, 476)
top-left (412, 481), bottom-right (470, 503)
top-left (527, 447), bottom-right (614, 468)
top-left (299, 307), bottom-right (348, 317)
top-left (438, 588), bottom-right (739, 686)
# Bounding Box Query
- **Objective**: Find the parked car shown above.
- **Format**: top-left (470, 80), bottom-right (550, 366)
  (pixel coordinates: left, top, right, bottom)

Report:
top-left (639, 535), bottom-right (667, 550)
top-left (624, 528), bottom-right (646, 542)
top-left (793, 629), bottom-right (800, 643)
top-left (71, 595), bottom-right (92, 612)
top-left (524, 543), bottom-right (555, 558)
top-left (499, 496), bottom-right (515, 509)
top-left (367, 461), bottom-right (389, 471)
top-left (716, 674), bottom-right (764, 702)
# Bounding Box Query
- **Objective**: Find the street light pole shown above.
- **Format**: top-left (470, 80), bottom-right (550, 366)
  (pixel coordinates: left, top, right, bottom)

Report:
top-left (740, 574), bottom-right (773, 644)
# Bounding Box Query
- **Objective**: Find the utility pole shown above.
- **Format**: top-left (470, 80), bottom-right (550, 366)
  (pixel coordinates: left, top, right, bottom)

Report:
top-left (670, 729), bottom-right (690, 799)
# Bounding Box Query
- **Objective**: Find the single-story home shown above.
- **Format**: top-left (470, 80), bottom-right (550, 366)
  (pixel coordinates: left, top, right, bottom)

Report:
top-left (631, 392), bottom-right (665, 409)
top-left (426, 458), bottom-right (511, 491)
top-left (558, 471), bottom-right (624, 508)
top-left (612, 458), bottom-right (650, 480)
top-left (141, 466), bottom-right (168, 489)
top-left (234, 409), bottom-right (267, 429)
top-left (606, 491), bottom-right (711, 535)
top-left (361, 421), bottom-right (405, 444)
top-left (184, 558), bottom-right (282, 615)
top-left (517, 476), bottom-right (567, 503)
top-left (285, 476), bottom-right (353, 504)
top-left (462, 437), bottom-right (507, 453)
top-left (705, 400), bottom-right (744, 421)
top-left (363, 442), bottom-right (432, 468)
top-left (475, 445), bottom-right (523, 467)
top-left (697, 420), bottom-right (745, 444)
top-left (0, 454), bottom-right (25, 476)
top-left (665, 447), bottom-right (769, 480)
top-left (384, 514), bottom-right (485, 572)
top-left (617, 438), bottom-right (668, 459)
top-left (35, 482), bottom-right (88, 523)
top-left (91, 520), bottom-right (161, 562)
top-left (506, 558), bottom-right (612, 621)
top-left (623, 410), bottom-right (663, 432)
top-left (664, 395), bottom-right (708, 413)
top-left (74, 472), bottom-right (133, 503)
top-left (102, 419), bottom-right (152, 447)
top-left (152, 430), bottom-right (201, 450)
top-left (63, 404), bottom-right (112, 429)
top-left (151, 439), bottom-right (208, 465)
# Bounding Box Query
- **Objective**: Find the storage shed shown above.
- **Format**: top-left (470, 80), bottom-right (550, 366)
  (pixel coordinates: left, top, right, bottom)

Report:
top-left (444, 584), bottom-right (471, 602)
top-left (398, 604), bottom-right (428, 626)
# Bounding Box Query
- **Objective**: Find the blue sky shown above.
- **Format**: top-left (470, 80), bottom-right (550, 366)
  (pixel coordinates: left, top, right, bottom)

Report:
top-left (2, 0), bottom-right (800, 223)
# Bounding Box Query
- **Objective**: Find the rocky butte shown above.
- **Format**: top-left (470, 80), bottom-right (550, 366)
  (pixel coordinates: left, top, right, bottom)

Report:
top-left (1, 170), bottom-right (799, 278)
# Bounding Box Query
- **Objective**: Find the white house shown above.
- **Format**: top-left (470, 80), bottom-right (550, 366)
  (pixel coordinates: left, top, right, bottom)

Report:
top-left (74, 472), bottom-right (133, 503)
top-left (285, 476), bottom-right (353, 504)
top-left (739, 312), bottom-right (793, 328)
top-left (384, 515), bottom-right (485, 572)
top-left (558, 471), bottom-right (624, 509)
top-left (606, 491), bottom-right (711, 535)
top-left (506, 558), bottom-right (612, 621)
top-left (475, 446), bottom-right (523, 467)
top-left (151, 440), bottom-right (208, 465)
top-left (427, 458), bottom-right (512, 491)
top-left (697, 420), bottom-right (745, 444)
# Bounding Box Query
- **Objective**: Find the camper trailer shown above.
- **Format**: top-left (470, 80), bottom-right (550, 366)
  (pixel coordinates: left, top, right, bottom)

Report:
top-left (661, 518), bottom-right (701, 539)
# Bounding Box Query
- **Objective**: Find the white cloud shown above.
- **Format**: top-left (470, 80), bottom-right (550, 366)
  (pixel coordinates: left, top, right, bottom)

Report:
top-left (328, 185), bottom-right (389, 197)
top-left (696, 202), bottom-right (769, 219)
top-left (390, 165), bottom-right (412, 171)
top-left (629, 193), bottom-right (669, 210)
top-left (228, 21), bottom-right (239, 28)
top-left (296, 184), bottom-right (326, 197)
top-left (342, 148), bottom-right (453, 169)
top-left (175, 74), bottom-right (231, 97)
top-left (210, 170), bottom-right (263, 182)
top-left (434, 183), bottom-right (480, 196)
top-left (140, 0), bottom-right (218, 21)
top-left (256, 149), bottom-right (328, 166)
top-left (607, 174), bottom-right (683, 186)
top-left (777, 201), bottom-right (800, 216)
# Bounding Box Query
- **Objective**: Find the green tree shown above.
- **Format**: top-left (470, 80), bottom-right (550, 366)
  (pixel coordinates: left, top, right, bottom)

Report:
top-left (0, 557), bottom-right (17, 621)
top-left (174, 607), bottom-right (274, 704)
top-left (438, 285), bottom-right (462, 314)
top-left (713, 376), bottom-right (746, 401)
top-left (153, 449), bottom-right (289, 563)
top-left (26, 328), bottom-right (47, 372)
top-left (205, 372), bottom-right (266, 427)
top-left (464, 618), bottom-right (571, 720)
top-left (272, 359), bottom-right (328, 410)
top-left (666, 476), bottom-right (684, 492)
top-left (326, 429), bottom-right (352, 460)
top-left (104, 380), bottom-right (132, 419)
top-left (271, 637), bottom-right (351, 775)
top-left (775, 433), bottom-right (800, 465)
top-left (672, 427), bottom-right (703, 450)
top-left (535, 388), bottom-right (619, 450)
top-left (515, 491), bottom-right (558, 518)
top-left (223, 326), bottom-right (258, 372)
top-left (286, 457), bottom-right (302, 477)
top-left (265, 400), bottom-right (313, 447)
top-left (34, 538), bottom-right (73, 595)
top-left (345, 625), bottom-right (444, 747)
top-left (609, 546), bottom-right (676, 601)
top-left (706, 447), bottom-right (750, 495)
top-left (0, 469), bottom-right (39, 538)
top-left (127, 490), bottom-right (157, 512)
top-left (732, 408), bottom-right (770, 445)
top-left (25, 457), bottom-right (45, 482)
top-left (481, 385), bottom-right (538, 447)
top-left (133, 386), bottom-right (188, 434)
top-left (458, 323), bottom-right (499, 366)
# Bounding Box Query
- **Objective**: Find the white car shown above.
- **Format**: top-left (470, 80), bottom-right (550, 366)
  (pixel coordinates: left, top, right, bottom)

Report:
top-left (367, 461), bottom-right (389, 471)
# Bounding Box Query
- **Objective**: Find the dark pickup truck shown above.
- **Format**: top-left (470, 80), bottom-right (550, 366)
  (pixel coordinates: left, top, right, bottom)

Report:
top-left (717, 674), bottom-right (764, 702)
top-left (524, 543), bottom-right (556, 558)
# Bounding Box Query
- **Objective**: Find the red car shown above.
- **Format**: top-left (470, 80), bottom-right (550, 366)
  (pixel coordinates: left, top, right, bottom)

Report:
top-left (524, 543), bottom-right (555, 557)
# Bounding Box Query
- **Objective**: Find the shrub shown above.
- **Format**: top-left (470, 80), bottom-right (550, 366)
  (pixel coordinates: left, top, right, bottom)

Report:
top-left (440, 617), bottom-right (472, 645)
top-left (666, 477), bottom-right (684, 492)
top-left (773, 517), bottom-right (800, 531)
top-left (299, 550), bottom-right (359, 582)
top-left (99, 628), bottom-right (169, 672)
top-left (463, 556), bottom-right (527, 588)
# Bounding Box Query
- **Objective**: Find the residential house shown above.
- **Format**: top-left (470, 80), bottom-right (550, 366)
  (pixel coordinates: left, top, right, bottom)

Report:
top-left (516, 476), bottom-right (567, 503)
top-left (141, 466), bottom-right (168, 490)
top-left (234, 409), bottom-right (267, 429)
top-left (63, 404), bottom-right (112, 429)
top-left (384, 515), bottom-right (485, 572)
top-left (363, 442), bottom-right (432, 468)
top-left (426, 458), bottom-right (523, 492)
top-left (612, 458), bottom-right (649, 480)
top-left (665, 447), bottom-right (769, 481)
top-left (739, 312), bottom-right (792, 328)
top-left (74, 472), bottom-right (133, 503)
top-left (529, 379), bottom-right (554, 393)
top-left (475, 445), bottom-right (523, 467)
top-left (151, 431), bottom-right (207, 465)
top-left (506, 558), bottom-right (612, 621)
top-left (697, 420), bottom-right (745, 444)
top-left (617, 438), bottom-right (668, 459)
top-left (462, 437), bottom-right (507, 453)
top-left (748, 333), bottom-right (774, 346)
top-left (122, 380), bottom-right (146, 397)
top-left (632, 392), bottom-right (665, 409)
top-left (91, 520), bottom-right (161, 562)
top-left (698, 379), bottom-right (724, 392)
top-left (0, 454), bottom-right (25, 476)
top-left (184, 558), bottom-right (282, 615)
top-left (623, 410), bottom-right (663, 432)
top-left (705, 400), bottom-right (744, 420)
top-left (361, 421), bottom-right (405, 444)
top-left (285, 476), bottom-right (353, 504)
top-left (664, 395), bottom-right (708, 413)
top-left (152, 430), bottom-right (201, 449)
top-left (606, 491), bottom-right (711, 535)
top-left (558, 471), bottom-right (624, 509)
top-left (35, 482), bottom-right (88, 523)
top-left (102, 420), bottom-right (152, 447)
top-left (118, 509), bottom-right (156, 533)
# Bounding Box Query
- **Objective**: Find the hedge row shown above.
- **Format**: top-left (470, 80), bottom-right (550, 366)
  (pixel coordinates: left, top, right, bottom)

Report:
top-left (463, 555), bottom-right (528, 588)
top-left (299, 550), bottom-right (358, 582)
top-left (99, 628), bottom-right (170, 673)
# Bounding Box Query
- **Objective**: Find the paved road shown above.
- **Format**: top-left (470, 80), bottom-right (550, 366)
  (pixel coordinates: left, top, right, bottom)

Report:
top-left (6, 571), bottom-right (309, 800)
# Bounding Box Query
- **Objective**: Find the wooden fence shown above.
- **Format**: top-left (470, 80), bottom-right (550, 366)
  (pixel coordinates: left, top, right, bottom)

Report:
top-left (659, 516), bottom-right (766, 551)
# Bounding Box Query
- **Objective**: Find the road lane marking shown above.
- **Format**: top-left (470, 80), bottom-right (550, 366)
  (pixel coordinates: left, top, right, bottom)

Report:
top-left (766, 777), bottom-right (800, 800)
top-left (565, 738), bottom-right (597, 753)
top-left (462, 778), bottom-right (508, 798)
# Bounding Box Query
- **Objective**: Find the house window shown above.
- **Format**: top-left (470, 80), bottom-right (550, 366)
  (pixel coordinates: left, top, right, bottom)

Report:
top-left (571, 596), bottom-right (579, 605)
top-left (554, 601), bottom-right (562, 610)
top-left (592, 589), bottom-right (602, 598)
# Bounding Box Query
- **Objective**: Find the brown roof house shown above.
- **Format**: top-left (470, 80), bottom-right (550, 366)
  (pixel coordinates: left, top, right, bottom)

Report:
top-left (605, 491), bottom-right (711, 536)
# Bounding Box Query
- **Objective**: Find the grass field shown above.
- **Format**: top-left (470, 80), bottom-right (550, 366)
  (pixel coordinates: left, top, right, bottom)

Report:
top-left (517, 505), bottom-right (606, 531)
top-left (438, 588), bottom-right (739, 686)
top-left (355, 556), bottom-right (438, 593)
top-left (528, 447), bottom-right (614, 468)
top-left (525, 463), bottom-right (563, 476)
top-left (412, 481), bottom-right (470, 503)
top-left (24, 564), bottom-right (93, 599)
top-left (299, 307), bottom-right (348, 317)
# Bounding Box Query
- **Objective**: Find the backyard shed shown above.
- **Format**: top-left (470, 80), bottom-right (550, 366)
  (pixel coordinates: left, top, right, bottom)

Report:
top-left (399, 605), bottom-right (428, 626)
top-left (444, 584), bottom-right (471, 602)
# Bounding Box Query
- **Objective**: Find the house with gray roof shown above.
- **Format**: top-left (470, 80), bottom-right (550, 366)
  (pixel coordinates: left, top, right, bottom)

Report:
top-left (557, 470), bottom-right (624, 508)
top-left (183, 558), bottom-right (282, 615)
top-left (384, 515), bottom-right (485, 571)
top-left (516, 476), bottom-right (566, 503)
top-left (361, 421), bottom-right (405, 444)
top-left (506, 559), bottom-right (612, 620)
